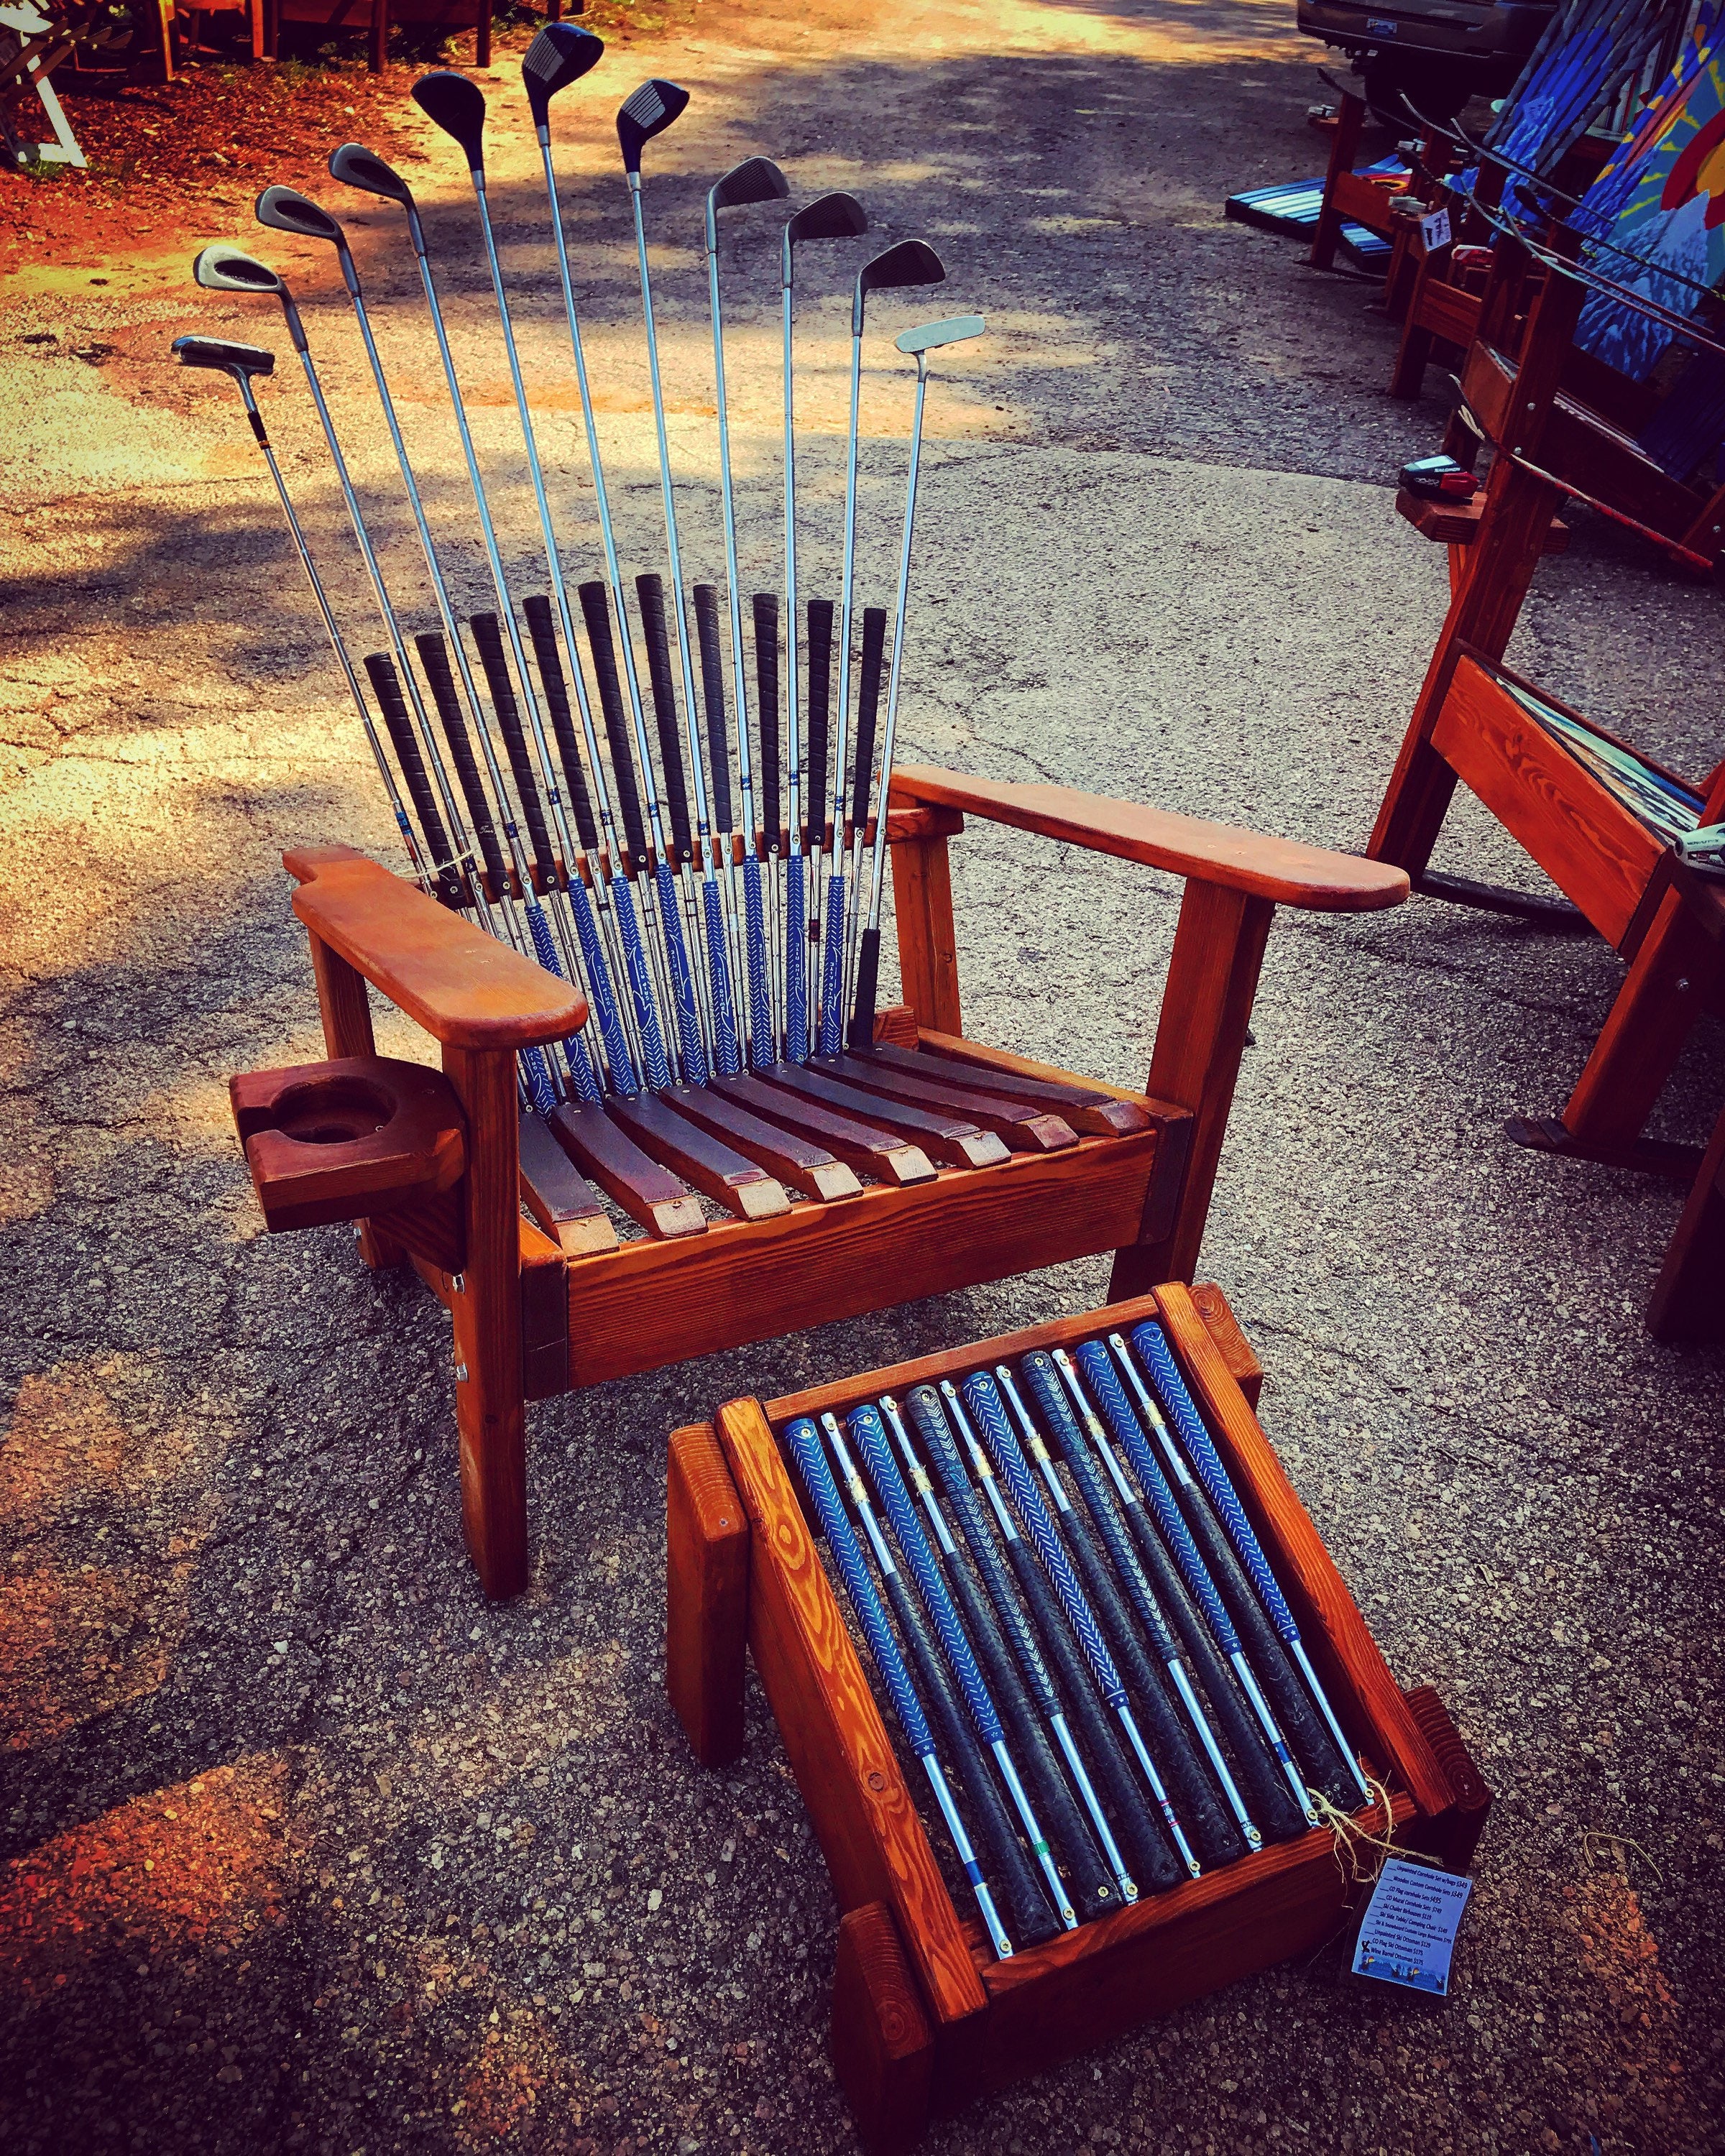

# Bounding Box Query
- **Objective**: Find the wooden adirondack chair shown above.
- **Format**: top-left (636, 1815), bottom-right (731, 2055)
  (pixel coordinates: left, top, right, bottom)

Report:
top-left (231, 773), bottom-right (1407, 1598)
top-left (1643, 856), bottom-right (1725, 1341)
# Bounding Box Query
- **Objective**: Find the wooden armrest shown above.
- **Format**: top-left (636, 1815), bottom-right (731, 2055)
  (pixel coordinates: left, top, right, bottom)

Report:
top-left (285, 844), bottom-right (586, 1051)
top-left (888, 768), bottom-right (1409, 913)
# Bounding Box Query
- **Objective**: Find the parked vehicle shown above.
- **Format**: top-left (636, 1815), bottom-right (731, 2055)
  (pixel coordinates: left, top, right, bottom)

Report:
top-left (1295, 1), bottom-right (1558, 121)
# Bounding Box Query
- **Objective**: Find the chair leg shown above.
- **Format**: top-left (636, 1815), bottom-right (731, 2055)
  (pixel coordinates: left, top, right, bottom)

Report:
top-left (1646, 1098), bottom-right (1725, 1342)
top-left (308, 929), bottom-right (404, 1271)
top-left (1309, 90), bottom-right (1365, 273)
top-left (443, 1044), bottom-right (529, 1599)
top-left (1111, 880), bottom-right (1274, 1295)
top-left (153, 0), bottom-right (174, 79)
top-left (248, 0), bottom-right (264, 60)
top-left (666, 1422), bottom-right (750, 1766)
top-left (369, 0), bottom-right (386, 73)
top-left (829, 1903), bottom-right (934, 2156)
top-left (476, 0), bottom-right (490, 65)
top-left (1390, 250), bottom-right (1440, 400)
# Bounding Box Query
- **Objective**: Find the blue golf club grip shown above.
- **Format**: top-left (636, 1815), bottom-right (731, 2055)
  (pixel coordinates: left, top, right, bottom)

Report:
top-left (654, 858), bottom-right (707, 1087)
top-left (702, 873), bottom-right (742, 1077)
top-left (519, 1045), bottom-right (558, 1116)
top-left (1074, 1343), bottom-right (1241, 1654)
top-left (782, 1418), bottom-right (935, 1759)
top-left (847, 1406), bottom-right (1004, 1746)
top-left (614, 876), bottom-right (674, 1092)
top-left (818, 870), bottom-right (846, 1056)
top-left (741, 850), bottom-right (774, 1069)
top-left (564, 877), bottom-right (640, 1100)
top-left (783, 853), bottom-right (809, 1063)
top-left (1131, 1322), bottom-right (1297, 1643)
top-left (960, 1374), bottom-right (1128, 1710)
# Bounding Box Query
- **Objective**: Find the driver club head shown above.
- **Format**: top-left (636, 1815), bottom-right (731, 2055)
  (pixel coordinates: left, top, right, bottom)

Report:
top-left (413, 70), bottom-right (488, 172)
top-left (896, 312), bottom-right (985, 356)
top-left (522, 21), bottom-right (604, 131)
top-left (328, 141), bottom-right (415, 208)
top-left (193, 242), bottom-right (288, 298)
top-left (172, 333), bottom-right (275, 382)
top-left (617, 78), bottom-right (689, 175)
top-left (254, 185), bottom-right (345, 249)
top-left (852, 240), bottom-right (945, 334)
top-left (710, 155), bottom-right (788, 214)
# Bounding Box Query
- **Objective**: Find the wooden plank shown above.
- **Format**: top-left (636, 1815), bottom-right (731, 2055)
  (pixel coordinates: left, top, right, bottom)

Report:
top-left (548, 1102), bottom-right (707, 1240)
top-left (829, 1050), bottom-right (1078, 1153)
top-left (717, 1398), bottom-right (988, 2033)
top-left (666, 1422), bottom-right (750, 1766)
top-left (659, 1084), bottom-right (862, 1202)
top-left (1432, 655), bottom-right (1661, 946)
top-left (761, 1064), bottom-right (1009, 1169)
top-left (518, 1107), bottom-right (617, 1256)
top-left (520, 1216), bottom-right (569, 1401)
top-left (565, 1133), bottom-right (1160, 1387)
top-left (889, 824), bottom-right (962, 1035)
top-left (606, 1093), bottom-right (791, 1221)
top-left (306, 927), bottom-right (402, 1272)
top-left (831, 1904), bottom-right (935, 2156)
top-left (285, 844), bottom-right (586, 1051)
top-left (910, 1034), bottom-right (1154, 1137)
top-left (890, 769), bottom-right (1408, 913)
top-left (1395, 489), bottom-right (1567, 552)
top-left (871, 1004), bottom-right (922, 1051)
top-left (1187, 1280), bottom-right (1263, 1410)
top-left (712, 1073), bottom-right (937, 1187)
top-left (1155, 1282), bottom-right (1452, 1818)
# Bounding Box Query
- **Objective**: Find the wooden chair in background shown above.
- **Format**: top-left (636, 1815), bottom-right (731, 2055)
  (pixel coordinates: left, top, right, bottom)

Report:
top-left (231, 774), bottom-right (1407, 1598)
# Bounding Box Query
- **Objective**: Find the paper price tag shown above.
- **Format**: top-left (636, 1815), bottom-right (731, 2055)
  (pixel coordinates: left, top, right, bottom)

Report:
top-left (1420, 207), bottom-right (1452, 252)
top-left (1351, 1858), bottom-right (1472, 1996)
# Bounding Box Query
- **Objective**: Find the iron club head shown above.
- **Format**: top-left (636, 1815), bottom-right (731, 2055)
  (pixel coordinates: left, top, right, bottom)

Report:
top-left (328, 141), bottom-right (415, 207)
top-left (522, 21), bottom-right (604, 132)
top-left (254, 185), bottom-right (345, 248)
top-left (172, 333), bottom-right (275, 382)
top-left (852, 240), bottom-right (944, 335)
top-left (617, 78), bottom-right (689, 175)
top-left (782, 190), bottom-right (867, 282)
top-left (413, 70), bottom-right (488, 173)
top-left (193, 242), bottom-right (288, 298)
top-left (896, 313), bottom-right (985, 356)
top-left (710, 155), bottom-right (788, 213)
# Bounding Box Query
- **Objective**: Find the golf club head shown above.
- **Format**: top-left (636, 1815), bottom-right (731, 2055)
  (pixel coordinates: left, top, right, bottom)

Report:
top-left (328, 141), bottom-right (415, 208)
top-left (193, 243), bottom-right (288, 298)
top-left (172, 333), bottom-right (275, 382)
top-left (896, 312), bottom-right (985, 356)
top-left (617, 78), bottom-right (689, 175)
top-left (854, 240), bottom-right (944, 333)
top-left (254, 185), bottom-right (344, 248)
top-left (413, 70), bottom-right (487, 172)
top-left (710, 155), bottom-right (788, 213)
top-left (783, 190), bottom-right (868, 282)
top-left (522, 21), bottom-right (604, 130)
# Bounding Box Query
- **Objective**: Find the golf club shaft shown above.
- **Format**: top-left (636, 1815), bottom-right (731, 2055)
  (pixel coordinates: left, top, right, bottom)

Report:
top-left (781, 270), bottom-right (809, 1064)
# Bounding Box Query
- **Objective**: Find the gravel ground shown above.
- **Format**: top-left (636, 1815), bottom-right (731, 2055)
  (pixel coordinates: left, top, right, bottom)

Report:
top-left (3, 0), bottom-right (1723, 2151)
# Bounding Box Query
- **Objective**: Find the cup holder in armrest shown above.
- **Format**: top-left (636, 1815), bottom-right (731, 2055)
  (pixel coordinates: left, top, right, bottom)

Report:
top-left (230, 1055), bottom-right (466, 1233)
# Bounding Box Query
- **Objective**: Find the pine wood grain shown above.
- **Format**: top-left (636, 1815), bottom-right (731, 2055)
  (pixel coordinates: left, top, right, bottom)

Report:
top-left (666, 1423), bottom-right (750, 1768)
top-left (831, 1904), bottom-right (935, 2156)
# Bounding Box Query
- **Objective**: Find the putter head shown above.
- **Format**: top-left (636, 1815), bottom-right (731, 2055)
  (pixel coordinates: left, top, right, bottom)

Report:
top-left (896, 313), bottom-right (985, 356)
top-left (413, 70), bottom-right (488, 172)
top-left (254, 185), bottom-right (344, 248)
top-left (522, 21), bottom-right (604, 131)
top-left (172, 333), bottom-right (275, 382)
top-left (193, 242), bottom-right (288, 298)
top-left (854, 239), bottom-right (944, 333)
top-left (617, 78), bottom-right (689, 175)
top-left (328, 141), bottom-right (415, 208)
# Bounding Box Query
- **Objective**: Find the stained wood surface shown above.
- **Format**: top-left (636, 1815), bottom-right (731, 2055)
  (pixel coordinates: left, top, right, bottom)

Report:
top-left (712, 1073), bottom-right (937, 1186)
top-left (564, 1132), bottom-right (1159, 1386)
top-left (661, 1084), bottom-right (862, 1202)
top-left (232, 1054), bottom-right (466, 1234)
top-left (519, 1216), bottom-right (569, 1401)
top-left (308, 929), bottom-right (402, 1273)
top-left (1432, 655), bottom-right (1660, 946)
top-left (1562, 886), bottom-right (1724, 1146)
top-left (830, 1051), bottom-right (1078, 1152)
top-left (831, 1904), bottom-right (935, 2156)
top-left (548, 1102), bottom-right (707, 1240)
top-left (1395, 489), bottom-right (1568, 553)
top-left (890, 770), bottom-right (1409, 912)
top-left (666, 1422), bottom-right (751, 1767)
top-left (1402, 1685), bottom-right (1492, 1871)
top-left (889, 826), bottom-right (962, 1035)
top-left (286, 844), bottom-right (586, 1050)
top-left (912, 1033), bottom-right (1154, 1136)
top-left (717, 1398), bottom-right (988, 2030)
top-left (1647, 1087), bottom-right (1725, 1340)
top-left (1186, 1281), bottom-right (1264, 1409)
top-left (1155, 1282), bottom-right (1451, 1817)
top-left (518, 1108), bottom-right (617, 1257)
top-left (443, 1044), bottom-right (528, 1600)
top-left (762, 1064), bottom-right (1008, 1169)
top-left (607, 1094), bottom-right (791, 1220)
top-left (871, 1004), bottom-right (922, 1051)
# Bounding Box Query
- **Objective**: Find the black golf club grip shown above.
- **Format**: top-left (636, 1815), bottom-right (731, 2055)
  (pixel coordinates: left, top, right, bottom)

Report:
top-left (469, 613), bottom-right (558, 888)
top-left (635, 573), bottom-right (693, 865)
top-left (806, 596), bottom-right (833, 847)
top-left (850, 605), bottom-right (888, 834)
top-left (905, 1385), bottom-right (1182, 1894)
top-left (413, 631), bottom-right (509, 893)
top-left (848, 929), bottom-right (883, 1053)
top-left (576, 581), bottom-right (649, 867)
top-left (867, 1528), bottom-right (1060, 1948)
top-left (753, 591), bottom-right (780, 847)
top-left (522, 593), bottom-right (599, 855)
top-left (691, 583), bottom-right (733, 838)
top-left (362, 651), bottom-right (464, 908)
